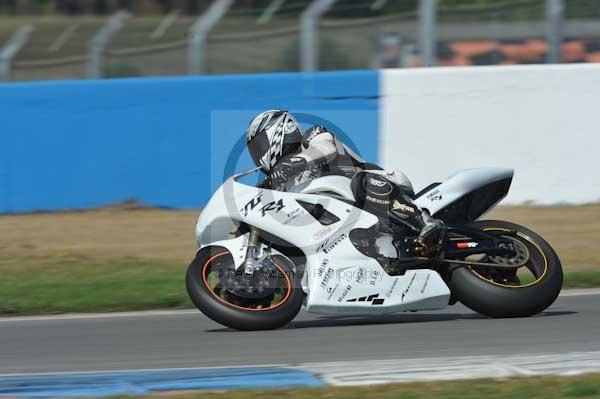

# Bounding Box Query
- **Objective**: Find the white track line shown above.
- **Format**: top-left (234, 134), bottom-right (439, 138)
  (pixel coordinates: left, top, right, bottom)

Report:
top-left (0, 288), bottom-right (597, 323)
top-left (2, 351), bottom-right (600, 385)
top-left (0, 309), bottom-right (198, 323)
top-left (297, 351), bottom-right (600, 385)
top-left (559, 288), bottom-right (600, 297)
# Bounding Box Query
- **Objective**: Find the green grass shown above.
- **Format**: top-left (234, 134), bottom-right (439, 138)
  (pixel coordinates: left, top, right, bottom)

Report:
top-left (563, 271), bottom-right (600, 288)
top-left (0, 256), bottom-right (191, 315)
top-left (517, 270), bottom-right (600, 288)
top-left (103, 373), bottom-right (600, 399)
top-left (0, 256), bottom-right (598, 316)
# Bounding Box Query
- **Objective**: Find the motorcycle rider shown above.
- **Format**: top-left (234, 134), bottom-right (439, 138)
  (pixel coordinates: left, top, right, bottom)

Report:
top-left (246, 110), bottom-right (446, 253)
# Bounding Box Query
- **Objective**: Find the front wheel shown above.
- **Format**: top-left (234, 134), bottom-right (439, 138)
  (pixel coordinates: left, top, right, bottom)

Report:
top-left (446, 220), bottom-right (563, 318)
top-left (186, 246), bottom-right (304, 331)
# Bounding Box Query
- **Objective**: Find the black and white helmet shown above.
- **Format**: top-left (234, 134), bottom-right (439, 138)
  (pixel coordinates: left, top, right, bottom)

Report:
top-left (246, 110), bottom-right (302, 172)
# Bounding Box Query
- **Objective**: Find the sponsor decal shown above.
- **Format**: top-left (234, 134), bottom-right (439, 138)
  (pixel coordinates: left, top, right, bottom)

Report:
top-left (369, 177), bottom-right (387, 187)
top-left (401, 274), bottom-right (417, 302)
top-left (355, 267), bottom-right (366, 284)
top-left (369, 269), bottom-right (380, 286)
top-left (421, 273), bottom-right (431, 294)
top-left (260, 198), bottom-right (284, 217)
top-left (317, 258), bottom-right (329, 278)
top-left (327, 283), bottom-right (340, 300)
top-left (320, 267), bottom-right (334, 289)
top-left (313, 226), bottom-right (333, 240)
top-left (426, 189), bottom-right (443, 202)
top-left (322, 233), bottom-right (347, 254)
top-left (392, 201), bottom-right (415, 213)
top-left (346, 293), bottom-right (385, 305)
top-left (238, 234), bottom-right (249, 262)
top-left (337, 285), bottom-right (352, 302)
top-left (456, 242), bottom-right (479, 249)
top-left (283, 207), bottom-right (305, 225)
top-left (239, 233), bottom-right (249, 249)
top-left (386, 278), bottom-right (399, 298)
top-left (368, 175), bottom-right (393, 195)
top-left (366, 195), bottom-right (389, 205)
top-left (240, 192), bottom-right (263, 217)
top-left (317, 239), bottom-right (329, 253)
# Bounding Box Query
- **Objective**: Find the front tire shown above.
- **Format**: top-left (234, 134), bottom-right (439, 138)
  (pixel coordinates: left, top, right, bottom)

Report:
top-left (186, 246), bottom-right (304, 331)
top-left (447, 220), bottom-right (563, 318)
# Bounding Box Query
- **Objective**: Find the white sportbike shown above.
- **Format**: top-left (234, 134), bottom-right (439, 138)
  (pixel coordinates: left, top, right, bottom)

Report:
top-left (187, 167), bottom-right (563, 330)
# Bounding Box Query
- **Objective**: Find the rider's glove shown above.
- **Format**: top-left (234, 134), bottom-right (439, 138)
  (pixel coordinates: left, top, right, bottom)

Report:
top-left (271, 156), bottom-right (307, 188)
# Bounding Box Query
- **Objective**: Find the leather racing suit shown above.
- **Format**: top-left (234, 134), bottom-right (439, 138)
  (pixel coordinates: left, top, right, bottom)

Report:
top-left (270, 126), bottom-right (444, 246)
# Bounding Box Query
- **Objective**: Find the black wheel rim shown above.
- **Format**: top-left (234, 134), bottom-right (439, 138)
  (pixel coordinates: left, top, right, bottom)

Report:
top-left (467, 228), bottom-right (548, 288)
top-left (200, 252), bottom-right (292, 311)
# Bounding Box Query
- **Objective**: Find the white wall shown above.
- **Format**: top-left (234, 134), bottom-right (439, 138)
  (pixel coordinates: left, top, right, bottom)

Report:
top-left (380, 64), bottom-right (600, 204)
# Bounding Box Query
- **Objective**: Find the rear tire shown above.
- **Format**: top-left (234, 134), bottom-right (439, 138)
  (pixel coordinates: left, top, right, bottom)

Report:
top-left (186, 246), bottom-right (304, 331)
top-left (447, 220), bottom-right (563, 318)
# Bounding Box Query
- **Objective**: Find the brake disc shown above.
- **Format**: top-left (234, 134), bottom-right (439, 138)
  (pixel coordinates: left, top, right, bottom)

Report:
top-left (487, 235), bottom-right (530, 267)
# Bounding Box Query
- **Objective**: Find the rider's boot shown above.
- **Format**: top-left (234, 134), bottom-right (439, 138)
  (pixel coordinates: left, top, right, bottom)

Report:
top-left (378, 210), bottom-right (446, 276)
top-left (389, 195), bottom-right (447, 247)
top-left (418, 210), bottom-right (447, 246)
top-left (374, 212), bottom-right (446, 276)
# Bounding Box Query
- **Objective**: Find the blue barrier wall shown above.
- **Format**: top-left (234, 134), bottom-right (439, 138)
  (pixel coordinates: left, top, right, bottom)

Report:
top-left (0, 71), bottom-right (379, 213)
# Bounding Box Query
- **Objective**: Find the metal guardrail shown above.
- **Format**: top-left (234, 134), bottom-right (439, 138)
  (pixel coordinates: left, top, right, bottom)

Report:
top-left (87, 11), bottom-right (130, 78)
top-left (0, 25), bottom-right (35, 81)
top-left (300, 0), bottom-right (337, 72)
top-left (0, 0), bottom-right (577, 81)
top-left (419, 0), bottom-right (437, 67)
top-left (546, 0), bottom-right (564, 63)
top-left (188, 0), bottom-right (234, 75)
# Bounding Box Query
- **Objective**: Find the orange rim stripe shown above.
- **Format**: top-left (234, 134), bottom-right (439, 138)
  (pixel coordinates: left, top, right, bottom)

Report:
top-left (200, 251), bottom-right (293, 312)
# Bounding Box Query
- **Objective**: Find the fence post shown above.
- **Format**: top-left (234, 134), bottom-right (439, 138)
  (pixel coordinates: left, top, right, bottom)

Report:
top-left (87, 11), bottom-right (130, 79)
top-left (188, 0), bottom-right (233, 75)
top-left (150, 9), bottom-right (181, 39)
top-left (545, 0), bottom-right (564, 63)
top-left (370, 0), bottom-right (388, 11)
top-left (300, 0), bottom-right (337, 72)
top-left (418, 0), bottom-right (437, 67)
top-left (0, 25), bottom-right (34, 82)
top-left (257, 0), bottom-right (286, 25)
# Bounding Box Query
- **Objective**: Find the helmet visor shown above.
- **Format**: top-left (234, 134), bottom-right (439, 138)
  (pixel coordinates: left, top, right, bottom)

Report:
top-left (247, 132), bottom-right (270, 169)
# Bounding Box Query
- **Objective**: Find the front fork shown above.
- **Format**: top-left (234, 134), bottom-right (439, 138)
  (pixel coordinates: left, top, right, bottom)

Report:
top-left (241, 228), bottom-right (278, 284)
top-left (243, 228), bottom-right (261, 276)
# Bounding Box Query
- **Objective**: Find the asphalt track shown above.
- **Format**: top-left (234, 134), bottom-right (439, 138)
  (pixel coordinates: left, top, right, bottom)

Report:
top-left (1, 290), bottom-right (600, 376)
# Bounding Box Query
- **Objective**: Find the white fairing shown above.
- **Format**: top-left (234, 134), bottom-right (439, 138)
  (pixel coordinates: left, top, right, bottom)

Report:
top-left (304, 238), bottom-right (450, 315)
top-left (288, 175), bottom-right (355, 201)
top-left (414, 168), bottom-right (514, 216)
top-left (196, 169), bottom-right (450, 315)
top-left (195, 167), bottom-right (512, 316)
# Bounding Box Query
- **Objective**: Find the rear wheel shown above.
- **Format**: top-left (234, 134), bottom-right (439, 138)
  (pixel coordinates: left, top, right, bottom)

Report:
top-left (446, 220), bottom-right (563, 318)
top-left (186, 246), bottom-right (304, 330)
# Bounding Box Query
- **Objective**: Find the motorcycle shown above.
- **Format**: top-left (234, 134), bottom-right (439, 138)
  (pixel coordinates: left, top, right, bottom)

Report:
top-left (186, 167), bottom-right (563, 330)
